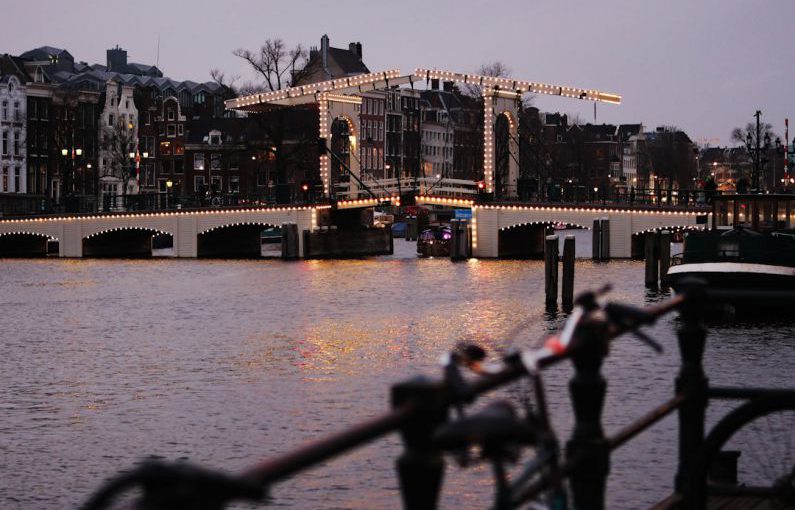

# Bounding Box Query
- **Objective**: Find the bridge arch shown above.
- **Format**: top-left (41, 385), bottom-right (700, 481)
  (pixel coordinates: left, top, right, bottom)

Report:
top-left (83, 227), bottom-right (173, 258)
top-left (630, 224), bottom-right (705, 259)
top-left (0, 231), bottom-right (57, 257)
top-left (498, 220), bottom-right (589, 259)
top-left (197, 221), bottom-right (280, 258)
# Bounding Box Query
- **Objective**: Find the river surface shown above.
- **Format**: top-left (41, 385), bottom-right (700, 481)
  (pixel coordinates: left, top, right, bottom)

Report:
top-left (1, 235), bottom-right (792, 510)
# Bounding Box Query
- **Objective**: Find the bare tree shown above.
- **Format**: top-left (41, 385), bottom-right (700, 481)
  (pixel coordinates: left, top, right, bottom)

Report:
top-left (100, 120), bottom-right (136, 181)
top-left (731, 121), bottom-right (777, 149)
top-left (215, 39), bottom-right (316, 201)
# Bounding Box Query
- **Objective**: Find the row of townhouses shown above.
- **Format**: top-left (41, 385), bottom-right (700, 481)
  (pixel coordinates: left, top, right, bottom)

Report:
top-left (1, 34), bottom-right (738, 214)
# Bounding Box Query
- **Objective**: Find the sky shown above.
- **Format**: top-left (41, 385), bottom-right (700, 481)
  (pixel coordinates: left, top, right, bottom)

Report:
top-left (2, 0), bottom-right (793, 147)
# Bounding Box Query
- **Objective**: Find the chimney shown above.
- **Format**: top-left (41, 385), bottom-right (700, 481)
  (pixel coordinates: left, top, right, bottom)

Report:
top-left (321, 34), bottom-right (329, 71)
top-left (309, 46), bottom-right (318, 60)
top-left (443, 81), bottom-right (453, 92)
top-left (356, 42), bottom-right (362, 61)
top-left (107, 46), bottom-right (127, 72)
top-left (431, 78), bottom-right (439, 90)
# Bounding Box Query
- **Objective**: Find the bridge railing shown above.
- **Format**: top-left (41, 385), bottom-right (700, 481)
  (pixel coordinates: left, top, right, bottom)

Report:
top-left (336, 177), bottom-right (478, 200)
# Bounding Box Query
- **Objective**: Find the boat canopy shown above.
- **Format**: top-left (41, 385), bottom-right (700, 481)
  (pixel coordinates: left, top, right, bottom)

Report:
top-left (712, 194), bottom-right (795, 232)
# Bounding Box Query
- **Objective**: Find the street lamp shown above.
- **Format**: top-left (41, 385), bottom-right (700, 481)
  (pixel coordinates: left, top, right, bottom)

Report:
top-left (165, 179), bottom-right (173, 209)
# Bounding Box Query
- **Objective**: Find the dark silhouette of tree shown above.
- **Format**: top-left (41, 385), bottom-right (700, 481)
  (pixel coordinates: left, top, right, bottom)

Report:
top-left (213, 39), bottom-right (317, 202)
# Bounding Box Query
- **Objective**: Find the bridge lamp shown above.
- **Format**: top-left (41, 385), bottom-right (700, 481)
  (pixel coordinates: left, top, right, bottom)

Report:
top-left (142, 152), bottom-right (149, 159)
top-left (61, 149), bottom-right (68, 156)
top-left (128, 152), bottom-right (135, 159)
top-left (166, 180), bottom-right (173, 189)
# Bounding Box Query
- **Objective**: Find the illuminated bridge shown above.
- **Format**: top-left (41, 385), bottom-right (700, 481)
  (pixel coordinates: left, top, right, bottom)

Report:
top-left (0, 206), bottom-right (320, 258)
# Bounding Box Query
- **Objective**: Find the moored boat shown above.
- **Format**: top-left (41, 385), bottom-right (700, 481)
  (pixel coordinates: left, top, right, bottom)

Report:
top-left (666, 194), bottom-right (795, 297)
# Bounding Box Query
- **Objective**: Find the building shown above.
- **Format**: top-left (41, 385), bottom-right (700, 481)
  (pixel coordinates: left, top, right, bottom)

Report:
top-left (98, 80), bottom-right (138, 205)
top-left (299, 35), bottom-right (369, 85)
top-left (359, 92), bottom-right (385, 180)
top-left (0, 61), bottom-right (27, 194)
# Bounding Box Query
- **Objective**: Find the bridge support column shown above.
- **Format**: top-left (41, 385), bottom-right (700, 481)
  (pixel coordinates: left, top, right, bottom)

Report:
top-left (175, 216), bottom-right (197, 258)
top-left (61, 221), bottom-right (82, 257)
top-left (471, 207), bottom-right (498, 258)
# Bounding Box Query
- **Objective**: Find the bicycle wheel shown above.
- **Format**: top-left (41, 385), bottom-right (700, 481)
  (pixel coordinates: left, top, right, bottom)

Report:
top-left (684, 396), bottom-right (795, 509)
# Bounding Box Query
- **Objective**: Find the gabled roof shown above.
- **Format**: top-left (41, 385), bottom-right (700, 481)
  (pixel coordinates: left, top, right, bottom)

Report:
top-left (617, 124), bottom-right (642, 142)
top-left (327, 47), bottom-right (369, 75)
top-left (20, 46), bottom-right (73, 62)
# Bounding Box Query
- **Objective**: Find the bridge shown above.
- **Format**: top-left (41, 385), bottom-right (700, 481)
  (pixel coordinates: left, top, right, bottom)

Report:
top-left (0, 199), bottom-right (707, 259)
top-left (225, 67), bottom-right (621, 201)
top-left (0, 206), bottom-right (320, 258)
top-left (414, 195), bottom-right (708, 258)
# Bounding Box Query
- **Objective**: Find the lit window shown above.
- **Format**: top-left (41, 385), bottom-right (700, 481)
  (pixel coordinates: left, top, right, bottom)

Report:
top-left (194, 153), bottom-right (204, 170)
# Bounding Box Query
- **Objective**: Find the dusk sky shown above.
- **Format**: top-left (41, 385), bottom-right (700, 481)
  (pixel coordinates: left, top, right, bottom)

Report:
top-left (3, 0), bottom-right (793, 146)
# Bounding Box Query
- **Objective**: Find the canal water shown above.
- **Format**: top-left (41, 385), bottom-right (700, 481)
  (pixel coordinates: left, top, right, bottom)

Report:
top-left (1, 236), bottom-right (792, 510)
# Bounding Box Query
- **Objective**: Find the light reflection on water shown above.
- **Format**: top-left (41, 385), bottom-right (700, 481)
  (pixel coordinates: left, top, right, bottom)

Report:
top-left (1, 238), bottom-right (792, 510)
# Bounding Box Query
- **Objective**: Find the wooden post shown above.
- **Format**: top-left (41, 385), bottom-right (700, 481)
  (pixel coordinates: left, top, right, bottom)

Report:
top-left (281, 222), bottom-right (299, 259)
top-left (450, 219), bottom-right (468, 261)
top-left (562, 235), bottom-right (575, 311)
top-left (644, 231), bottom-right (659, 288)
top-left (592, 219), bottom-right (601, 260)
top-left (545, 235), bottom-right (559, 308)
top-left (600, 217), bottom-right (610, 260)
top-left (659, 230), bottom-right (672, 284)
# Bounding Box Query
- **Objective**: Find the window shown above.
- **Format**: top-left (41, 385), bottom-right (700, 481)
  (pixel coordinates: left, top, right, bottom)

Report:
top-left (209, 131), bottom-right (221, 145)
top-left (230, 153), bottom-right (239, 170)
top-left (1, 167), bottom-right (6, 192)
top-left (145, 112), bottom-right (151, 125)
top-left (167, 124), bottom-right (176, 137)
top-left (229, 175), bottom-right (239, 193)
top-left (193, 153), bottom-right (204, 170)
top-left (1, 101), bottom-right (6, 120)
top-left (108, 114), bottom-right (114, 127)
top-left (13, 132), bottom-right (20, 156)
top-left (13, 102), bottom-right (20, 121)
top-left (167, 109), bottom-right (175, 121)
top-left (1, 131), bottom-right (7, 155)
top-left (194, 175), bottom-right (206, 190)
top-left (210, 175), bottom-right (222, 191)
top-left (177, 124), bottom-right (183, 136)
top-left (174, 158), bottom-right (184, 174)
top-left (14, 167), bottom-right (20, 192)
top-left (210, 153), bottom-right (221, 171)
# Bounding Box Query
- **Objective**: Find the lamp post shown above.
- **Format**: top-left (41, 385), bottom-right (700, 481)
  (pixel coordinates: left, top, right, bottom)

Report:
top-left (61, 147), bottom-right (82, 211)
top-left (165, 179), bottom-right (173, 209)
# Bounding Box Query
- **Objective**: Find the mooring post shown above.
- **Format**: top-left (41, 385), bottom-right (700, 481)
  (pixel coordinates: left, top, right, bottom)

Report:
top-left (450, 219), bottom-right (467, 261)
top-left (592, 219), bottom-right (602, 260)
top-left (659, 230), bottom-right (672, 284)
top-left (674, 278), bottom-right (708, 503)
top-left (600, 217), bottom-right (610, 260)
top-left (644, 231), bottom-right (659, 288)
top-left (562, 235), bottom-right (575, 311)
top-left (406, 216), bottom-right (418, 241)
top-left (566, 320), bottom-right (610, 510)
top-left (281, 222), bottom-right (299, 259)
top-left (545, 235), bottom-right (559, 308)
top-left (392, 377), bottom-right (448, 510)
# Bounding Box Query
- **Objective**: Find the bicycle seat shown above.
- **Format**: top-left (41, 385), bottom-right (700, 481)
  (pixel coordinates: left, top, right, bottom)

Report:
top-left (433, 400), bottom-right (537, 455)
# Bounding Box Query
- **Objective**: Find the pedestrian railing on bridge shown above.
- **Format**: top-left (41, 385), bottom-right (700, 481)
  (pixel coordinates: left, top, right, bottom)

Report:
top-left (335, 176), bottom-right (478, 200)
top-left (80, 281), bottom-right (795, 510)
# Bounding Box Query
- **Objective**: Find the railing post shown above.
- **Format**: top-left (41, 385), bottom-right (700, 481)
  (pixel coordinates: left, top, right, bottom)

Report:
top-left (392, 377), bottom-right (448, 510)
top-left (566, 324), bottom-right (609, 510)
top-left (674, 278), bottom-right (708, 501)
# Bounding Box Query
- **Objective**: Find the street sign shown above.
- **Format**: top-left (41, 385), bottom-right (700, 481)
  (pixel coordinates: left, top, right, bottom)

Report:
top-left (454, 209), bottom-right (472, 220)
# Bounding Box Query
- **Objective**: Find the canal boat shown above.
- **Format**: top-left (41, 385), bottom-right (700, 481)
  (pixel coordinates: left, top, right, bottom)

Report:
top-left (666, 194), bottom-right (795, 292)
top-left (417, 226), bottom-right (452, 257)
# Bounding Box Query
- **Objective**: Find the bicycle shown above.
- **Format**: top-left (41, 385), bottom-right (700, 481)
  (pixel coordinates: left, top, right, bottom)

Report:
top-left (431, 285), bottom-right (672, 510)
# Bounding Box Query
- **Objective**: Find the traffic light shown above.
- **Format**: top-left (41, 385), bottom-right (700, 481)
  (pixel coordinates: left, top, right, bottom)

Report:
top-left (477, 180), bottom-right (486, 191)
